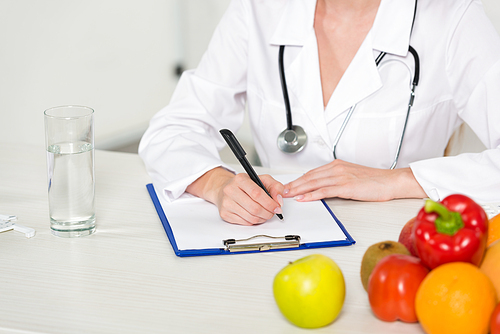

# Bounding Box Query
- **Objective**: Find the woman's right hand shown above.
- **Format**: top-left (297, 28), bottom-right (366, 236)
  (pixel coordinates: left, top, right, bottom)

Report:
top-left (186, 167), bottom-right (284, 225)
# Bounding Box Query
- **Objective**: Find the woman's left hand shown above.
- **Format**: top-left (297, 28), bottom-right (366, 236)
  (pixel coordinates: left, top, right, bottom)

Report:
top-left (282, 159), bottom-right (426, 202)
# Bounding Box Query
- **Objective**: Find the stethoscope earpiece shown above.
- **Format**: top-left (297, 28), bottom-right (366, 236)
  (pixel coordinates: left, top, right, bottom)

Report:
top-left (277, 125), bottom-right (307, 154)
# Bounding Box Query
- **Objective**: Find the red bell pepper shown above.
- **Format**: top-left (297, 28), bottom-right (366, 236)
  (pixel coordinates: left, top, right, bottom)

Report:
top-left (412, 194), bottom-right (488, 269)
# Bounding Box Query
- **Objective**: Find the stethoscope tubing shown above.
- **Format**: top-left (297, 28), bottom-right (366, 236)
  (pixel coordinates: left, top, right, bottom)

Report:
top-left (278, 0), bottom-right (420, 168)
top-left (332, 47), bottom-right (420, 169)
top-left (278, 45), bottom-right (293, 131)
top-left (277, 45), bottom-right (308, 153)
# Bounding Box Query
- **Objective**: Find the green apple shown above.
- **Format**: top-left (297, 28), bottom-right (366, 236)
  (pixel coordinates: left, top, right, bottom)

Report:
top-left (273, 254), bottom-right (345, 328)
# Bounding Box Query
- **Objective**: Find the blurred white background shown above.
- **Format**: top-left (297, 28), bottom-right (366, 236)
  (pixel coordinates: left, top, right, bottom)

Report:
top-left (0, 0), bottom-right (499, 156)
top-left (0, 0), bottom-right (232, 152)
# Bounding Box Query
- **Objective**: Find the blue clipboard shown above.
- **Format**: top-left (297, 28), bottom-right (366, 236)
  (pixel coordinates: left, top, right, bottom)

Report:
top-left (147, 184), bottom-right (355, 257)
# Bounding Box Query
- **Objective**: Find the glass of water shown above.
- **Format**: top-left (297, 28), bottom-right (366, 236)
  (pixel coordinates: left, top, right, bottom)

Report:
top-left (44, 106), bottom-right (95, 237)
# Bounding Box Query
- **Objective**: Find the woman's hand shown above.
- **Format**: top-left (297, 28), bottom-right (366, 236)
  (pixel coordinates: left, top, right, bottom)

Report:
top-left (186, 167), bottom-right (284, 225)
top-left (282, 159), bottom-right (426, 202)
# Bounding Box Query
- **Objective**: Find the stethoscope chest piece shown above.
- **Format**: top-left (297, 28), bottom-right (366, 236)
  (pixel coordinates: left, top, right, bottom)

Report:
top-left (277, 125), bottom-right (307, 154)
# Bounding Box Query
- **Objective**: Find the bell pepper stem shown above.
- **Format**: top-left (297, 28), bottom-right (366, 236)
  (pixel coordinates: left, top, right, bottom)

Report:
top-left (424, 200), bottom-right (464, 236)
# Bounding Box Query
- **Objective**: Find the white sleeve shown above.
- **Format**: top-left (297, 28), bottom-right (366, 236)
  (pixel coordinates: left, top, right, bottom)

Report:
top-left (410, 1), bottom-right (500, 203)
top-left (139, 0), bottom-right (249, 202)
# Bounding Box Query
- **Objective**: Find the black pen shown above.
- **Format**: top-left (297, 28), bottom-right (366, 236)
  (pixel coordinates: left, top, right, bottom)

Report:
top-left (219, 129), bottom-right (284, 220)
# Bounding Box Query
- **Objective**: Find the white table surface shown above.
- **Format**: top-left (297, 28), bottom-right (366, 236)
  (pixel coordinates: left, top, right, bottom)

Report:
top-left (0, 143), bottom-right (427, 334)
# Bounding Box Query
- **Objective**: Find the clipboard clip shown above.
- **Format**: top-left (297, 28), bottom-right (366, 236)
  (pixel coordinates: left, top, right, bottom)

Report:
top-left (223, 234), bottom-right (301, 252)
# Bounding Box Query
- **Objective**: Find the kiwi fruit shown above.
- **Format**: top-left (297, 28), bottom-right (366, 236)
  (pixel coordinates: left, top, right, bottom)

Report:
top-left (360, 240), bottom-right (410, 291)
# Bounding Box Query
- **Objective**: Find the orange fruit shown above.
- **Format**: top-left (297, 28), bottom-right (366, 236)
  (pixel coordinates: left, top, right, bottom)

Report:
top-left (488, 213), bottom-right (500, 247)
top-left (481, 241), bottom-right (500, 301)
top-left (415, 262), bottom-right (496, 334)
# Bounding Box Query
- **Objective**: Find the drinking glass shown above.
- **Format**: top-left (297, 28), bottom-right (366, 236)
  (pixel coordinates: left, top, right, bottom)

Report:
top-left (44, 106), bottom-right (96, 237)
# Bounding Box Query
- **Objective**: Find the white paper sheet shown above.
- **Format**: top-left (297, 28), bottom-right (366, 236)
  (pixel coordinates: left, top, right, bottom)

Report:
top-left (157, 174), bottom-right (349, 250)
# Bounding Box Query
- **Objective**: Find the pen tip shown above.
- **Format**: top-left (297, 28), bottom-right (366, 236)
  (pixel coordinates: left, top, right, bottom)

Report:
top-left (277, 214), bottom-right (284, 220)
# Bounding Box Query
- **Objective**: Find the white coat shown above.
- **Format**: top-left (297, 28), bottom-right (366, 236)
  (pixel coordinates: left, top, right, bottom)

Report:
top-left (139, 0), bottom-right (500, 203)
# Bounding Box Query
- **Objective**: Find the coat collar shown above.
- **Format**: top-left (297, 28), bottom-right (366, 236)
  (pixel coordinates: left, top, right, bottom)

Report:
top-left (371, 0), bottom-right (417, 56)
top-left (269, 0), bottom-right (416, 53)
top-left (269, 0), bottom-right (316, 47)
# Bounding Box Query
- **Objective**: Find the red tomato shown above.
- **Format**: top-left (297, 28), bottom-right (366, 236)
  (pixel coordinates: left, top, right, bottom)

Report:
top-left (368, 254), bottom-right (429, 323)
top-left (491, 303), bottom-right (500, 334)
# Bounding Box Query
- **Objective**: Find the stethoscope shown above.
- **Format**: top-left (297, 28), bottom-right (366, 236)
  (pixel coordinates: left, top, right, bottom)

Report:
top-left (277, 2), bottom-right (420, 170)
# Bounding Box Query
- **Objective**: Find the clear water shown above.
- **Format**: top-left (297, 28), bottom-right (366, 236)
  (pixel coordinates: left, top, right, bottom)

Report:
top-left (47, 141), bottom-right (95, 237)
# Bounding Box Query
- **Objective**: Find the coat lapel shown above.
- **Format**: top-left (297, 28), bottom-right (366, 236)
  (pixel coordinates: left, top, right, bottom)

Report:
top-left (324, 32), bottom-right (382, 124)
top-left (325, 0), bottom-right (417, 123)
top-left (269, 0), bottom-right (332, 146)
top-left (286, 32), bottom-right (331, 145)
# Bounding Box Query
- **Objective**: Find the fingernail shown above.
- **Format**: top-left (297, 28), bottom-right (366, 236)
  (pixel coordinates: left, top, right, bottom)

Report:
top-left (294, 195), bottom-right (304, 201)
top-left (283, 189), bottom-right (289, 195)
top-left (274, 207), bottom-right (283, 214)
top-left (277, 194), bottom-right (284, 207)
